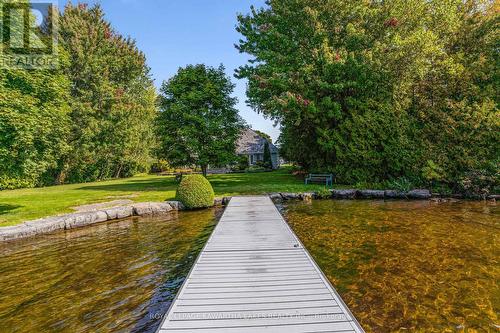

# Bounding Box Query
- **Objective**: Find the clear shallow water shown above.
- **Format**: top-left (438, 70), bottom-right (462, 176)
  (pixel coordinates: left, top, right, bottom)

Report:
top-left (0, 209), bottom-right (219, 333)
top-left (283, 200), bottom-right (499, 333)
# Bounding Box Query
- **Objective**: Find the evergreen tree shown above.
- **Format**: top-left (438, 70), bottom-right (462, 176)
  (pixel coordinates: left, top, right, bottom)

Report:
top-left (263, 141), bottom-right (272, 169)
top-left (59, 3), bottom-right (157, 183)
top-left (156, 64), bottom-right (245, 176)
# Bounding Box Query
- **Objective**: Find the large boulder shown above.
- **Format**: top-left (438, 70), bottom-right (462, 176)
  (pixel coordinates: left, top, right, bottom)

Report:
top-left (384, 190), bottom-right (407, 199)
top-left (358, 190), bottom-right (385, 199)
top-left (66, 211), bottom-right (108, 229)
top-left (23, 216), bottom-right (67, 233)
top-left (407, 189), bottom-right (431, 199)
top-left (268, 193), bottom-right (282, 202)
top-left (331, 189), bottom-right (357, 199)
top-left (0, 225), bottom-right (37, 241)
top-left (132, 202), bottom-right (173, 216)
top-left (104, 206), bottom-right (134, 220)
top-left (280, 192), bottom-right (300, 200)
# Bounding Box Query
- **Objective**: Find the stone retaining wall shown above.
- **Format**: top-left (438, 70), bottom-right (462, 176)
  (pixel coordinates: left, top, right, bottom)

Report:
top-left (0, 197), bottom-right (232, 242)
top-left (271, 189), bottom-right (498, 202)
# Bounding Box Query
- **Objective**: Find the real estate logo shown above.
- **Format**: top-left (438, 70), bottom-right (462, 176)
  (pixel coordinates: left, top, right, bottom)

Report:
top-left (0, 0), bottom-right (58, 69)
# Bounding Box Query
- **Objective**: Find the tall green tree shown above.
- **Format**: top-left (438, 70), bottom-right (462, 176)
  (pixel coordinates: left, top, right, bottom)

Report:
top-left (59, 3), bottom-right (157, 183)
top-left (0, 1), bottom-right (71, 189)
top-left (236, 0), bottom-right (499, 186)
top-left (262, 140), bottom-right (272, 169)
top-left (156, 64), bottom-right (245, 176)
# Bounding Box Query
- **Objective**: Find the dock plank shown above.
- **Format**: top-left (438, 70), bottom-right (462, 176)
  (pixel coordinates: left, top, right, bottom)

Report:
top-left (157, 196), bottom-right (364, 333)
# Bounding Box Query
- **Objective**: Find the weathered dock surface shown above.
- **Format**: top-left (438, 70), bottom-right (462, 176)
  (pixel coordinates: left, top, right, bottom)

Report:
top-left (158, 196), bottom-right (364, 332)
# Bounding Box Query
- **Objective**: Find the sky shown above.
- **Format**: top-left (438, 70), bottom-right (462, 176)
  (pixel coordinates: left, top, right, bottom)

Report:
top-left (79, 0), bottom-right (280, 142)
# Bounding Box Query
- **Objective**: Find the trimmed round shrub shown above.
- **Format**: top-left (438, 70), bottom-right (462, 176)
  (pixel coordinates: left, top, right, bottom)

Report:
top-left (176, 174), bottom-right (215, 209)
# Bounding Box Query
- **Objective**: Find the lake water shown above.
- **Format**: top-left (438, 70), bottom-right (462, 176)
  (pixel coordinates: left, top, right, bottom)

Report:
top-left (282, 200), bottom-right (499, 333)
top-left (1, 200), bottom-right (498, 333)
top-left (0, 209), bottom-right (219, 333)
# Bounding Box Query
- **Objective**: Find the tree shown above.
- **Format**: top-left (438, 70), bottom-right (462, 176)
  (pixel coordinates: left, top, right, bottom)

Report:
top-left (236, 0), bottom-right (499, 187)
top-left (263, 141), bottom-right (272, 169)
top-left (59, 3), bottom-right (157, 183)
top-left (156, 64), bottom-right (245, 176)
top-left (0, 1), bottom-right (71, 189)
top-left (254, 130), bottom-right (272, 143)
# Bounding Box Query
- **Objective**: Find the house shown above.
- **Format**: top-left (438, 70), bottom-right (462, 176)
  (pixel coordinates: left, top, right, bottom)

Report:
top-left (236, 128), bottom-right (280, 169)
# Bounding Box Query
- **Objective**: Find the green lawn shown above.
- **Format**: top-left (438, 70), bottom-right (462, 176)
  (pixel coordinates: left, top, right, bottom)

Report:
top-left (0, 168), bottom-right (334, 226)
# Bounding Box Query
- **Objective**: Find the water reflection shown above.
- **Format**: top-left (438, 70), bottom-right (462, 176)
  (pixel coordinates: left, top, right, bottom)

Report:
top-left (0, 209), bottom-right (219, 333)
top-left (283, 200), bottom-right (499, 333)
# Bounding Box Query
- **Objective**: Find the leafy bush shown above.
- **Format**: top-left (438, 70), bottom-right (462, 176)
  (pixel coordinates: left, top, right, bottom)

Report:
top-left (175, 175), bottom-right (215, 209)
top-left (255, 160), bottom-right (269, 169)
top-left (246, 165), bottom-right (268, 172)
top-left (0, 176), bottom-right (33, 190)
top-left (315, 188), bottom-right (332, 199)
top-left (232, 155), bottom-right (249, 171)
top-left (458, 164), bottom-right (499, 198)
top-left (150, 160), bottom-right (174, 173)
top-left (422, 160), bottom-right (445, 185)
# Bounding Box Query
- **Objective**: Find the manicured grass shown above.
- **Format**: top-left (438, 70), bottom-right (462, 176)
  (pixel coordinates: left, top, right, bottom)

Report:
top-left (0, 168), bottom-right (336, 226)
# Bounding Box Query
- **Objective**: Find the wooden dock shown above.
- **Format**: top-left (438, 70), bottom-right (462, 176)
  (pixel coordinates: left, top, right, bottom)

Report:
top-left (157, 196), bottom-right (364, 333)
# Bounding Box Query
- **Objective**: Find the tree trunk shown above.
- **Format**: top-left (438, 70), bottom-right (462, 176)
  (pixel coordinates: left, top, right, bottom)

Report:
top-left (201, 165), bottom-right (208, 177)
top-left (55, 170), bottom-right (66, 185)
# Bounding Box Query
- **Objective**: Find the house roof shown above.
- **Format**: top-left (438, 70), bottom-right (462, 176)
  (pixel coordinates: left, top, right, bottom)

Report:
top-left (236, 128), bottom-right (278, 154)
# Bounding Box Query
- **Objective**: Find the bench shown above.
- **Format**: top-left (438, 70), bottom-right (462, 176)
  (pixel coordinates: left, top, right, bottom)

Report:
top-left (305, 173), bottom-right (334, 186)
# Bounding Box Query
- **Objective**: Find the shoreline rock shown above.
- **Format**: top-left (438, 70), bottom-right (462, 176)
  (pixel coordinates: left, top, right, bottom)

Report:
top-left (331, 189), bottom-right (357, 199)
top-left (165, 200), bottom-right (185, 211)
top-left (358, 190), bottom-right (385, 199)
top-left (406, 189), bottom-right (431, 199)
top-left (132, 202), bottom-right (173, 216)
top-left (384, 190), bottom-right (407, 199)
